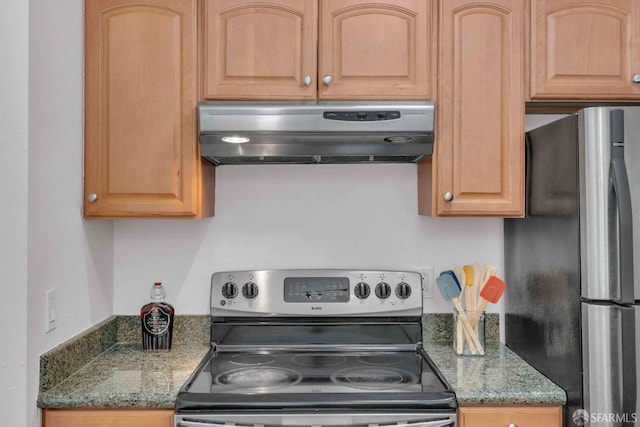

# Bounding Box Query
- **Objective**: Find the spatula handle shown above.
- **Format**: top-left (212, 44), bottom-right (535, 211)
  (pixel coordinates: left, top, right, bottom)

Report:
top-left (452, 298), bottom-right (484, 355)
top-left (454, 316), bottom-right (464, 354)
top-left (469, 299), bottom-right (489, 328)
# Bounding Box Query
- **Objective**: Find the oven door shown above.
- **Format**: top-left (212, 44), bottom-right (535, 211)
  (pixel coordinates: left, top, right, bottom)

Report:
top-left (176, 412), bottom-right (456, 427)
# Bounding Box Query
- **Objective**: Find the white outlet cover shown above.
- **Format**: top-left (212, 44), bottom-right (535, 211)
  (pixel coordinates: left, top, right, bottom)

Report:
top-left (417, 266), bottom-right (434, 299)
top-left (46, 288), bottom-right (57, 332)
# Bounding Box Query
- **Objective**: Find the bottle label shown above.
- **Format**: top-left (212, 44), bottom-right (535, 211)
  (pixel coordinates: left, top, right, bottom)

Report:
top-left (143, 307), bottom-right (171, 336)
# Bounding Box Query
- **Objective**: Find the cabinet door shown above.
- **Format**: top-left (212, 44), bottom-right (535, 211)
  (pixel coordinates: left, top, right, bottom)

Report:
top-left (203, 0), bottom-right (318, 100)
top-left (42, 409), bottom-right (174, 427)
top-left (530, 0), bottom-right (640, 100)
top-left (84, 0), bottom-right (214, 218)
top-left (458, 406), bottom-right (562, 427)
top-left (319, 0), bottom-right (434, 99)
top-left (418, 0), bottom-right (525, 217)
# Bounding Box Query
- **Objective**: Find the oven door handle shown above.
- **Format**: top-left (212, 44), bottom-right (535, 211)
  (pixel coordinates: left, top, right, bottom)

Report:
top-left (177, 422), bottom-right (234, 427)
top-left (399, 420), bottom-right (455, 427)
top-left (177, 419), bottom-right (455, 427)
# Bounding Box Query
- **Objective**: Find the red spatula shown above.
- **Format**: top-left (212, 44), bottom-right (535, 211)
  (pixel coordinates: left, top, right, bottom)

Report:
top-left (470, 275), bottom-right (506, 328)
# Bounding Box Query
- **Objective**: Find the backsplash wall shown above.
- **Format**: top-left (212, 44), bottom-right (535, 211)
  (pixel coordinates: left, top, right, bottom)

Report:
top-left (113, 164), bottom-right (503, 315)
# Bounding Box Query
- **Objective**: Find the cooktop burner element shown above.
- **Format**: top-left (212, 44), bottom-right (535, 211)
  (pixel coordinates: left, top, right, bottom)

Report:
top-left (175, 269), bottom-right (457, 427)
top-left (358, 353), bottom-right (404, 366)
top-left (229, 353), bottom-right (275, 366)
top-left (292, 354), bottom-right (347, 367)
top-left (215, 367), bottom-right (302, 391)
top-left (330, 366), bottom-right (416, 390)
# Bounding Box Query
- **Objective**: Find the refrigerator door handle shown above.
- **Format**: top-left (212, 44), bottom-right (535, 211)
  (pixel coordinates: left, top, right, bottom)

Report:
top-left (621, 307), bottom-right (637, 425)
top-left (609, 109), bottom-right (635, 304)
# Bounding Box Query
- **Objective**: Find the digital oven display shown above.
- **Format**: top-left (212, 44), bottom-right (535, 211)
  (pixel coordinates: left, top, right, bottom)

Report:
top-left (284, 277), bottom-right (350, 303)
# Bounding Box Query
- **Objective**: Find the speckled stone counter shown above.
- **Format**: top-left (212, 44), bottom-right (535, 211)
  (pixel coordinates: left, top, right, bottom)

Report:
top-left (424, 341), bottom-right (566, 406)
top-left (38, 342), bottom-right (209, 408)
top-left (38, 315), bottom-right (209, 409)
top-left (38, 313), bottom-right (565, 409)
top-left (422, 313), bottom-right (566, 406)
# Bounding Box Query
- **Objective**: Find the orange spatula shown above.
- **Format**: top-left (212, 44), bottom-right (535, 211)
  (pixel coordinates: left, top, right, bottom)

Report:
top-left (478, 264), bottom-right (497, 308)
top-left (470, 276), bottom-right (506, 328)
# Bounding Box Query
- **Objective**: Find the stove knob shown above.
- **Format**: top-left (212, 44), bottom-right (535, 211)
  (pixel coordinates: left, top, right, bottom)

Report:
top-left (375, 282), bottom-right (392, 299)
top-left (242, 281), bottom-right (259, 299)
top-left (395, 282), bottom-right (412, 299)
top-left (354, 282), bottom-right (371, 299)
top-left (221, 281), bottom-right (238, 299)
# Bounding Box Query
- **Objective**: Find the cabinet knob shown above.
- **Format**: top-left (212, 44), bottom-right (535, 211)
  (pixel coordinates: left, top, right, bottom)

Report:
top-left (302, 75), bottom-right (312, 86)
top-left (87, 193), bottom-right (98, 202)
top-left (507, 424), bottom-right (518, 427)
top-left (443, 192), bottom-right (454, 202)
top-left (322, 75), bottom-right (333, 85)
top-left (633, 73), bottom-right (640, 83)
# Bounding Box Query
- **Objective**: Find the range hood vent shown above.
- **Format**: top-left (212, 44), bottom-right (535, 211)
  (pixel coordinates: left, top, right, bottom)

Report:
top-left (198, 101), bottom-right (435, 165)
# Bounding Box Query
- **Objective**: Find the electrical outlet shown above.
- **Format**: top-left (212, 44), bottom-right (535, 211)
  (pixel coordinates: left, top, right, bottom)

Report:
top-left (46, 288), bottom-right (57, 332)
top-left (417, 266), bottom-right (434, 300)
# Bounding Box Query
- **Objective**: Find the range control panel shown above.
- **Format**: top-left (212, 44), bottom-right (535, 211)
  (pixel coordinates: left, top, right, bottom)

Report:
top-left (284, 277), bottom-right (350, 303)
top-left (211, 269), bottom-right (423, 317)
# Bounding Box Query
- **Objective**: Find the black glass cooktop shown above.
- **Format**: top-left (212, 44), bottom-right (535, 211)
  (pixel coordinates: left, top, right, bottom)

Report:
top-left (176, 348), bottom-right (457, 412)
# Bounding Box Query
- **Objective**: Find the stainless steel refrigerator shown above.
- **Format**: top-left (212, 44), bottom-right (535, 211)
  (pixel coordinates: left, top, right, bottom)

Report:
top-left (505, 107), bottom-right (640, 427)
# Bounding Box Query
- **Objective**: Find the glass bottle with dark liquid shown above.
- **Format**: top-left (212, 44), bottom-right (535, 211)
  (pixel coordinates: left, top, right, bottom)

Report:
top-left (141, 282), bottom-right (174, 352)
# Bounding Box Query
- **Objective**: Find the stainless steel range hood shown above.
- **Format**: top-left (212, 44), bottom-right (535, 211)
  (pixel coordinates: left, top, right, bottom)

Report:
top-left (198, 101), bottom-right (435, 165)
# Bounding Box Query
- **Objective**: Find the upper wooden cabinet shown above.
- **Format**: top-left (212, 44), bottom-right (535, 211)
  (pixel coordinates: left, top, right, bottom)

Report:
top-left (418, 0), bottom-right (525, 217)
top-left (202, 0), bottom-right (434, 100)
top-left (530, 0), bottom-right (640, 100)
top-left (319, 0), bottom-right (433, 99)
top-left (84, 0), bottom-right (214, 218)
top-left (203, 0), bottom-right (318, 99)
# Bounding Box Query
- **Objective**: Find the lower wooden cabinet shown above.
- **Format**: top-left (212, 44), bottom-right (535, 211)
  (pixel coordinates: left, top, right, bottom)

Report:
top-left (458, 406), bottom-right (562, 427)
top-left (42, 408), bottom-right (173, 427)
top-left (43, 407), bottom-right (561, 427)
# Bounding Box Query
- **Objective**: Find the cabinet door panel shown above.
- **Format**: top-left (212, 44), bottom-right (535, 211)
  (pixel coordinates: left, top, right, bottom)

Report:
top-left (85, 0), bottom-right (204, 217)
top-left (42, 409), bottom-right (174, 427)
top-left (458, 406), bottom-right (562, 427)
top-left (203, 0), bottom-right (317, 99)
top-left (530, 0), bottom-right (640, 99)
top-left (420, 0), bottom-right (524, 216)
top-left (320, 0), bottom-right (433, 99)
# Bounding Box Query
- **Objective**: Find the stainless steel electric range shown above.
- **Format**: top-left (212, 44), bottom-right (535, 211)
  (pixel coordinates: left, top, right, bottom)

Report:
top-left (175, 269), bottom-right (457, 427)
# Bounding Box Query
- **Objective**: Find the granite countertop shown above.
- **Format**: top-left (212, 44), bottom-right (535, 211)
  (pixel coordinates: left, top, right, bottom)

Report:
top-left (38, 315), bottom-right (210, 409)
top-left (424, 341), bottom-right (566, 406)
top-left (38, 314), bottom-right (566, 409)
top-left (38, 342), bottom-right (209, 408)
top-left (422, 313), bottom-right (566, 406)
